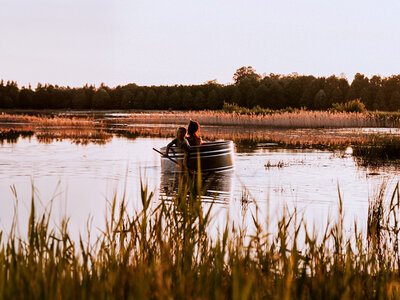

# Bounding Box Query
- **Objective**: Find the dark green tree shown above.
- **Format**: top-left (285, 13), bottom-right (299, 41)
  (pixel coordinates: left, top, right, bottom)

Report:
top-left (92, 88), bottom-right (111, 109)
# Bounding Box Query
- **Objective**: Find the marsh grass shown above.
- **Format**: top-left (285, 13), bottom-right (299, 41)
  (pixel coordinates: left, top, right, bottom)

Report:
top-left (114, 110), bottom-right (400, 128)
top-left (353, 136), bottom-right (400, 165)
top-left (1, 111), bottom-right (400, 152)
top-left (0, 129), bottom-right (34, 144)
top-left (0, 112), bottom-right (95, 127)
top-left (2, 178), bottom-right (400, 299)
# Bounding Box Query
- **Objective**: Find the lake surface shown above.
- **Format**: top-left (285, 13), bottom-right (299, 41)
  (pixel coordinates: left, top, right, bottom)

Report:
top-left (1, 131), bottom-right (399, 240)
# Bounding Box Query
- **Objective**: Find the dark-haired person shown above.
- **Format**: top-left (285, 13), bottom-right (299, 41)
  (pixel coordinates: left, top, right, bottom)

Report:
top-left (187, 120), bottom-right (202, 146)
top-left (165, 127), bottom-right (191, 169)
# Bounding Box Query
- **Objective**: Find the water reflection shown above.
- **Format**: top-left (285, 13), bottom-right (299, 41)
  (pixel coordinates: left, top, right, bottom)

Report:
top-left (2, 131), bottom-right (400, 243)
top-left (160, 171), bottom-right (234, 204)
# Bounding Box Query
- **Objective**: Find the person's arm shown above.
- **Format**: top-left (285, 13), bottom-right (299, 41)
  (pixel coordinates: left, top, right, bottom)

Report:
top-left (164, 139), bottom-right (176, 157)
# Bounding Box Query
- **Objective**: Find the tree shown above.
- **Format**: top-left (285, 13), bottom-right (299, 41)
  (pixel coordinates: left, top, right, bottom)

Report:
top-left (19, 88), bottom-right (34, 108)
top-left (182, 90), bottom-right (194, 110)
top-left (255, 84), bottom-right (269, 107)
top-left (207, 90), bottom-right (218, 109)
top-left (390, 91), bottom-right (400, 111)
top-left (233, 66), bottom-right (261, 85)
top-left (373, 90), bottom-right (386, 110)
top-left (347, 73), bottom-right (369, 102)
top-left (2, 96), bottom-right (13, 108)
top-left (313, 89), bottom-right (328, 110)
top-left (135, 90), bottom-right (146, 109)
top-left (72, 89), bottom-right (90, 109)
top-left (193, 90), bottom-right (206, 110)
top-left (260, 78), bottom-right (285, 109)
top-left (158, 89), bottom-right (168, 110)
top-left (120, 90), bottom-right (133, 109)
top-left (168, 91), bottom-right (180, 109)
top-left (144, 89), bottom-right (157, 109)
top-left (92, 88), bottom-right (111, 109)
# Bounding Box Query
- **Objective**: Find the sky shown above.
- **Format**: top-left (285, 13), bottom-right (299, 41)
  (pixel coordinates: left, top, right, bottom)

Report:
top-left (1, 0), bottom-right (400, 88)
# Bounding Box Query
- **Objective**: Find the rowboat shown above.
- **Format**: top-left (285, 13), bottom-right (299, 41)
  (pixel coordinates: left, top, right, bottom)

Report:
top-left (159, 140), bottom-right (234, 173)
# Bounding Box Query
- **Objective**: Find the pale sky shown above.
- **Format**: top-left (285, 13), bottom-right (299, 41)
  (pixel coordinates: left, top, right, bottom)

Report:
top-left (1, 0), bottom-right (400, 88)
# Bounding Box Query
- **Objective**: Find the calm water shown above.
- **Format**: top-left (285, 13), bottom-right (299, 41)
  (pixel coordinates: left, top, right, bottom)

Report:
top-left (1, 134), bottom-right (399, 239)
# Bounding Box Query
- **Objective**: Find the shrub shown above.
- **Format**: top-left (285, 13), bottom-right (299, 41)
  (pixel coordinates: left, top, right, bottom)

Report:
top-left (331, 99), bottom-right (367, 113)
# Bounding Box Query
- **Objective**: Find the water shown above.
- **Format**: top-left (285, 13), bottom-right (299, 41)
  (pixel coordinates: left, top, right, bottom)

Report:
top-left (0, 134), bottom-right (399, 240)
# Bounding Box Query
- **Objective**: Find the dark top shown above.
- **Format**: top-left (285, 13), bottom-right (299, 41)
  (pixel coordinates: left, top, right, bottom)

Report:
top-left (187, 135), bottom-right (202, 146)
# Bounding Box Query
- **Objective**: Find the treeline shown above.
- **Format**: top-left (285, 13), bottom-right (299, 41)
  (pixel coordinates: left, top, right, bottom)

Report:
top-left (1, 67), bottom-right (400, 111)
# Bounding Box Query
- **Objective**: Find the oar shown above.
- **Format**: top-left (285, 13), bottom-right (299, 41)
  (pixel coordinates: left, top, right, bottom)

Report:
top-left (152, 148), bottom-right (179, 165)
top-left (153, 148), bottom-right (197, 175)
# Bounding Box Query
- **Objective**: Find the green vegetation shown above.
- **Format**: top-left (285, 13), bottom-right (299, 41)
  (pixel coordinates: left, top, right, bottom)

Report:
top-left (331, 99), bottom-right (367, 113)
top-left (222, 102), bottom-right (304, 115)
top-left (1, 179), bottom-right (400, 299)
top-left (2, 67), bottom-right (400, 111)
top-left (353, 135), bottom-right (400, 165)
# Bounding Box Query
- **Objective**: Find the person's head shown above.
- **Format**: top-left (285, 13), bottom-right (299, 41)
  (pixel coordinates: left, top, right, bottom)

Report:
top-left (187, 120), bottom-right (200, 135)
top-left (176, 127), bottom-right (187, 140)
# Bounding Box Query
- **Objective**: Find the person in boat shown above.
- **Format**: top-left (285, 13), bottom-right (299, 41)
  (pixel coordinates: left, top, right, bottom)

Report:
top-left (186, 120), bottom-right (202, 146)
top-left (165, 127), bottom-right (191, 169)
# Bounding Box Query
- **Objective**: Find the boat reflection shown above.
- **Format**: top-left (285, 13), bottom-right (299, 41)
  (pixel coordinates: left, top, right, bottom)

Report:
top-left (160, 170), bottom-right (234, 204)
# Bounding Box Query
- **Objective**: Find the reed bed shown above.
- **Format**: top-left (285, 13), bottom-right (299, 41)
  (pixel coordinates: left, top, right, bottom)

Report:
top-left (0, 124), bottom-right (382, 150)
top-left (0, 127), bottom-right (111, 145)
top-left (115, 126), bottom-right (370, 150)
top-left (1, 180), bottom-right (400, 299)
top-left (112, 110), bottom-right (400, 128)
top-left (0, 112), bottom-right (95, 127)
top-left (0, 129), bottom-right (34, 144)
top-left (35, 128), bottom-right (112, 145)
top-left (353, 135), bottom-right (400, 165)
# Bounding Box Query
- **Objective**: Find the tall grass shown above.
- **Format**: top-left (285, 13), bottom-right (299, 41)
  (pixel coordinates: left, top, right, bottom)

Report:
top-left (353, 135), bottom-right (400, 165)
top-left (2, 179), bottom-right (400, 299)
top-left (0, 112), bottom-right (95, 127)
top-left (116, 110), bottom-right (400, 128)
top-left (3, 110), bottom-right (400, 128)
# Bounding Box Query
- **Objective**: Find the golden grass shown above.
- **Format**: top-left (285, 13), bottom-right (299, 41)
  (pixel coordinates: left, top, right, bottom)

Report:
top-left (1, 180), bottom-right (400, 299)
top-left (36, 128), bottom-right (112, 145)
top-left (112, 110), bottom-right (400, 128)
top-left (0, 112), bottom-right (95, 127)
top-left (1, 111), bottom-right (399, 149)
top-left (115, 126), bottom-right (371, 149)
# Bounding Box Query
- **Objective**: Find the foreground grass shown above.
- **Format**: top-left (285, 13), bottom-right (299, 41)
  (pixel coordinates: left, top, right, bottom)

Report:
top-left (1, 179), bottom-right (400, 299)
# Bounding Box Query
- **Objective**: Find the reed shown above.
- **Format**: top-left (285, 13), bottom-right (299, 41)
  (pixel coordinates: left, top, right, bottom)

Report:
top-left (2, 110), bottom-right (400, 129)
top-left (114, 110), bottom-right (400, 128)
top-left (0, 112), bottom-right (95, 127)
top-left (353, 135), bottom-right (400, 165)
top-left (1, 179), bottom-right (400, 299)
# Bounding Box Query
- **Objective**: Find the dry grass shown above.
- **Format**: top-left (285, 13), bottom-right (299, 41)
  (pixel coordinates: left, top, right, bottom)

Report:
top-left (1, 111), bottom-right (399, 150)
top-left (114, 126), bottom-right (371, 149)
top-left (36, 128), bottom-right (112, 145)
top-left (110, 110), bottom-right (400, 128)
top-left (0, 112), bottom-right (95, 127)
top-left (1, 180), bottom-right (400, 299)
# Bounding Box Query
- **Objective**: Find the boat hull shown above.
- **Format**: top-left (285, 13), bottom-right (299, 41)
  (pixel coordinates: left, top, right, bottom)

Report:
top-left (160, 140), bottom-right (234, 173)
